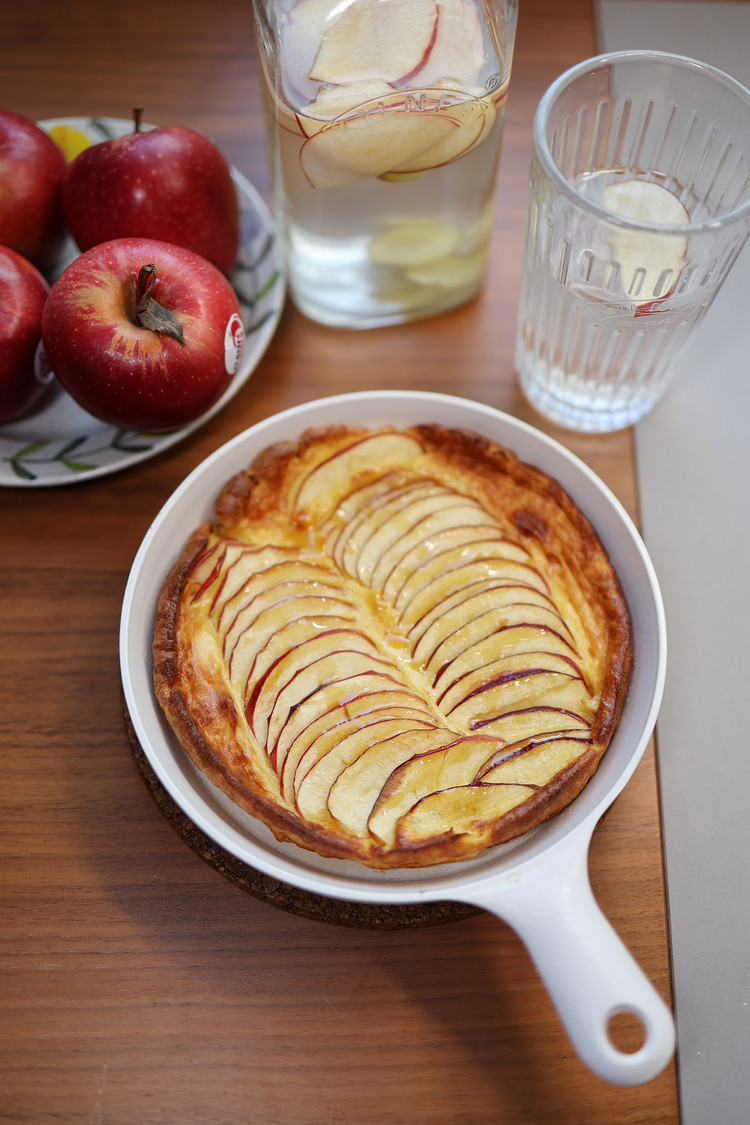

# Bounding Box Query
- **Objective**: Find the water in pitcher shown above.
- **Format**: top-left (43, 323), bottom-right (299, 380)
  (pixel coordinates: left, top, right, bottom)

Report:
top-left (259, 0), bottom-right (513, 327)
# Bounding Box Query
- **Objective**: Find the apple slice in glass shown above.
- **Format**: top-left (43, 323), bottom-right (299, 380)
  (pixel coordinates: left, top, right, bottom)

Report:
top-left (602, 179), bottom-right (689, 306)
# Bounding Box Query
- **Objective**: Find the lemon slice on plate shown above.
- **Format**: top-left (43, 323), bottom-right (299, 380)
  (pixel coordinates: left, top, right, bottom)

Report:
top-left (45, 122), bottom-right (92, 161)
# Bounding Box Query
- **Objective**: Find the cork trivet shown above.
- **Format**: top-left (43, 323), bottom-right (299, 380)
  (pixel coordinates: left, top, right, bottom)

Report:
top-left (124, 706), bottom-right (480, 930)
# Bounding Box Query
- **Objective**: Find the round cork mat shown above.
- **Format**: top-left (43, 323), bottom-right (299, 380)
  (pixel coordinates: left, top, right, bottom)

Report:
top-left (124, 706), bottom-right (480, 930)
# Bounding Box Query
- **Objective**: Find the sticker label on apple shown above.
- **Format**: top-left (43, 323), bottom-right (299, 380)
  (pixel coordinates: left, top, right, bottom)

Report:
top-left (224, 313), bottom-right (245, 376)
top-left (34, 340), bottom-right (56, 386)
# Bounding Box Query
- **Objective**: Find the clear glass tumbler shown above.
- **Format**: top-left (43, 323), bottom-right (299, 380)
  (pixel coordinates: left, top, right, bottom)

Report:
top-left (515, 51), bottom-right (750, 433)
top-left (252, 0), bottom-right (517, 329)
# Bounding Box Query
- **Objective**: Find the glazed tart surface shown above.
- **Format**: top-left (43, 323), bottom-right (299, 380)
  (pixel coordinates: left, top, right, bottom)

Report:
top-left (153, 424), bottom-right (631, 869)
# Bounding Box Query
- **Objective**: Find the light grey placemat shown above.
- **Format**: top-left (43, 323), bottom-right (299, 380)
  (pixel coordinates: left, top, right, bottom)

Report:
top-left (595, 4), bottom-right (750, 1122)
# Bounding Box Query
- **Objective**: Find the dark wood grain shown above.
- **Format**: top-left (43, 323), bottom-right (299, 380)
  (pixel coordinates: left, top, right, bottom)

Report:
top-left (0, 1), bottom-right (679, 1121)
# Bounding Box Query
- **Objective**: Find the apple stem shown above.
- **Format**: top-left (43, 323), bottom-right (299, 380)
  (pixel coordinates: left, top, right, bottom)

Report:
top-left (134, 264), bottom-right (186, 344)
top-left (133, 106), bottom-right (144, 134)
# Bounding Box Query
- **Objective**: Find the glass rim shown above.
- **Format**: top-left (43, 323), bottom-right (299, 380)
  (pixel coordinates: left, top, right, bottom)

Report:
top-left (533, 49), bottom-right (750, 235)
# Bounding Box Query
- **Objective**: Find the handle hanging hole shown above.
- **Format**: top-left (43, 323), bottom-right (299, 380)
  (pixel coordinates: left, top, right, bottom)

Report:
top-left (607, 1008), bottom-right (647, 1054)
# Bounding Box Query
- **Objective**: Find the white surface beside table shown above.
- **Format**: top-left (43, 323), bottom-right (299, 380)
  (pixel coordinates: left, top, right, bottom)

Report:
top-left (595, 3), bottom-right (750, 1122)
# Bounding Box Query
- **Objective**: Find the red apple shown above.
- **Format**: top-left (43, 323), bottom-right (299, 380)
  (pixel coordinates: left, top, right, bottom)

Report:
top-left (0, 246), bottom-right (52, 422)
top-left (62, 121), bottom-right (240, 275)
top-left (41, 237), bottom-right (245, 432)
top-left (0, 110), bottom-right (67, 272)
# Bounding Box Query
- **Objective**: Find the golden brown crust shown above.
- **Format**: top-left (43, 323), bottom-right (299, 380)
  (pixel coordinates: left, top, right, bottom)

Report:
top-left (153, 424), bottom-right (631, 869)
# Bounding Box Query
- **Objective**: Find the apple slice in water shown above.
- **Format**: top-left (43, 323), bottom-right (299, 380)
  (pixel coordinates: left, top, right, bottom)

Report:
top-left (309, 0), bottom-right (439, 85)
top-left (267, 83), bottom-right (307, 138)
top-left (381, 93), bottom-right (497, 182)
top-left (300, 89), bottom-right (496, 189)
top-left (389, 95), bottom-right (491, 174)
top-left (280, 0), bottom-right (345, 105)
top-left (298, 81), bottom-right (395, 137)
top-left (299, 104), bottom-right (460, 188)
top-left (602, 179), bottom-right (689, 305)
top-left (404, 0), bottom-right (487, 92)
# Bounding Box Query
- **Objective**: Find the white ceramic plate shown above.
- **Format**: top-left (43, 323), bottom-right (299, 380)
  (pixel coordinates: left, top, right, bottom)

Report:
top-left (120, 391), bottom-right (673, 1083)
top-left (0, 116), bottom-right (285, 487)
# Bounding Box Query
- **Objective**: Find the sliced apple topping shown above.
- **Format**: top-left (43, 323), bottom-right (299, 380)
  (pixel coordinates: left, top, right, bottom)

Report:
top-left (366, 733), bottom-right (505, 844)
top-left (297, 721), bottom-right (449, 823)
top-left (475, 734), bottom-right (592, 786)
top-left (327, 726), bottom-right (457, 836)
top-left (393, 784), bottom-right (536, 849)
top-left (160, 425), bottom-right (630, 869)
top-left (276, 678), bottom-right (430, 791)
top-left (601, 178), bottom-right (689, 305)
top-left (279, 691), bottom-right (434, 800)
top-left (470, 706), bottom-right (590, 741)
top-left (293, 430), bottom-right (423, 512)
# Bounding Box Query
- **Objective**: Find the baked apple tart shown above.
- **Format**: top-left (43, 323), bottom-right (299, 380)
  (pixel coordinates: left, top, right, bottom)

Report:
top-left (153, 424), bottom-right (631, 869)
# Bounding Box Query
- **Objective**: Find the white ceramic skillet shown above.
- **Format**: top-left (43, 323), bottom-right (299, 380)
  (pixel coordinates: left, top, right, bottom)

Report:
top-left (120, 391), bottom-right (674, 1085)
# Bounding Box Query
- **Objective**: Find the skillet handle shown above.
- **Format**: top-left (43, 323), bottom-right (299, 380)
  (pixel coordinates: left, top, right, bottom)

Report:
top-left (462, 822), bottom-right (675, 1086)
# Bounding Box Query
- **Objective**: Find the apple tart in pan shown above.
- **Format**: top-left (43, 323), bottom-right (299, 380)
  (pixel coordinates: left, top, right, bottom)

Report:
top-left (153, 425), bottom-right (631, 869)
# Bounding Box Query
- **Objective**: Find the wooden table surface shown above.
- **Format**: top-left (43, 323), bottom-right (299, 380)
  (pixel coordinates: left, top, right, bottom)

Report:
top-left (1, 1), bottom-right (680, 1121)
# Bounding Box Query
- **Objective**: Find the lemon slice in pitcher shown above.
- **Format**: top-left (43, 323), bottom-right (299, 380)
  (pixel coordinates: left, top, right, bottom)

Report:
top-left (405, 245), bottom-right (488, 288)
top-left (370, 218), bottom-right (460, 267)
top-left (602, 179), bottom-right (689, 304)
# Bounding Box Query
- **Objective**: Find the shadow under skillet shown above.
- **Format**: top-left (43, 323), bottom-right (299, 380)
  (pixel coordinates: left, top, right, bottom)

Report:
top-left (123, 704), bottom-right (481, 930)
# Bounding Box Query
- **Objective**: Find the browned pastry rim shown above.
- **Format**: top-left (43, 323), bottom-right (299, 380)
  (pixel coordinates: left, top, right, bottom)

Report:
top-left (153, 424), bottom-right (631, 870)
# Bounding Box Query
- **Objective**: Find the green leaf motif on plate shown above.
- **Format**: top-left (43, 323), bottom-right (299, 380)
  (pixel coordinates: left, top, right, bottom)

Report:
top-left (6, 429), bottom-right (155, 480)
